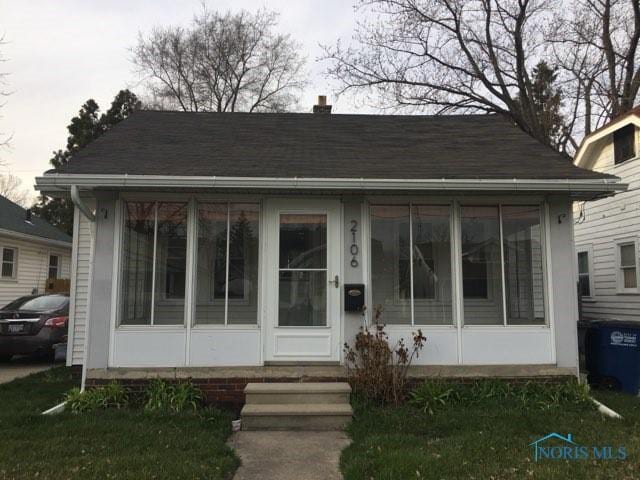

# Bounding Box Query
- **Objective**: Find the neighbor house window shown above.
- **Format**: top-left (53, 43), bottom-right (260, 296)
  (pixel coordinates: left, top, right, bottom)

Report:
top-left (617, 241), bottom-right (638, 291)
top-left (1, 247), bottom-right (16, 279)
top-left (577, 250), bottom-right (592, 297)
top-left (461, 205), bottom-right (546, 326)
top-left (48, 255), bottom-right (59, 279)
top-left (120, 201), bottom-right (188, 325)
top-left (370, 205), bottom-right (452, 325)
top-left (194, 203), bottom-right (259, 325)
top-left (614, 124), bottom-right (636, 165)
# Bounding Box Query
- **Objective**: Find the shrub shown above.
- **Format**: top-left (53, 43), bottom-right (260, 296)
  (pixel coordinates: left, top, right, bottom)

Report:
top-left (344, 305), bottom-right (426, 406)
top-left (144, 379), bottom-right (202, 413)
top-left (64, 382), bottom-right (130, 413)
top-left (409, 379), bottom-right (592, 414)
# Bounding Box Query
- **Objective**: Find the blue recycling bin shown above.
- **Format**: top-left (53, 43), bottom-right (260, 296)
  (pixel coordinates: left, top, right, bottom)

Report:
top-left (586, 321), bottom-right (640, 395)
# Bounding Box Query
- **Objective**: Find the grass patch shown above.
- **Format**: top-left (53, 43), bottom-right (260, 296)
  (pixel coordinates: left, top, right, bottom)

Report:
top-left (342, 389), bottom-right (640, 480)
top-left (0, 368), bottom-right (238, 480)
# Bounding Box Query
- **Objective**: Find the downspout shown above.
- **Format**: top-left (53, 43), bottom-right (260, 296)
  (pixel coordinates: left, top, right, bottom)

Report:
top-left (44, 186), bottom-right (96, 414)
top-left (70, 185), bottom-right (96, 393)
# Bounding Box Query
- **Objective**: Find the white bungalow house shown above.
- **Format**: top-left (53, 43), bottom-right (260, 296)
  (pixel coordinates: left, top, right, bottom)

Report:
top-left (573, 107), bottom-right (640, 322)
top-left (35, 101), bottom-right (624, 402)
top-left (0, 195), bottom-right (71, 307)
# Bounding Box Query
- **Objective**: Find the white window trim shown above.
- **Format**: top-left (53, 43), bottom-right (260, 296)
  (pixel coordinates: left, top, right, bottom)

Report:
top-left (615, 237), bottom-right (640, 294)
top-left (0, 246), bottom-right (18, 281)
top-left (576, 244), bottom-right (595, 300)
top-left (48, 253), bottom-right (60, 280)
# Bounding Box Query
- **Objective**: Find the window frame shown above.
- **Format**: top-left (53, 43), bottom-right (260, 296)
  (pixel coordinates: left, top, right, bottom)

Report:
top-left (613, 124), bottom-right (636, 165)
top-left (459, 203), bottom-right (549, 327)
top-left (369, 202), bottom-right (455, 327)
top-left (576, 245), bottom-right (594, 299)
top-left (0, 246), bottom-right (18, 281)
top-left (48, 253), bottom-right (60, 280)
top-left (615, 238), bottom-right (639, 294)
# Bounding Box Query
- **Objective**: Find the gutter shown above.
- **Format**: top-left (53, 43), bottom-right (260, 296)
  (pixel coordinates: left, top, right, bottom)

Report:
top-left (36, 174), bottom-right (626, 194)
top-left (70, 185), bottom-right (95, 222)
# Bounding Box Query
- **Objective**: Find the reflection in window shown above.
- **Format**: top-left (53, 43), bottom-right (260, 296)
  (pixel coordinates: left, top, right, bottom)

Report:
top-left (370, 205), bottom-right (452, 325)
top-left (502, 206), bottom-right (545, 325)
top-left (278, 213), bottom-right (327, 327)
top-left (461, 206), bottom-right (504, 325)
top-left (195, 203), bottom-right (259, 325)
top-left (121, 202), bottom-right (187, 325)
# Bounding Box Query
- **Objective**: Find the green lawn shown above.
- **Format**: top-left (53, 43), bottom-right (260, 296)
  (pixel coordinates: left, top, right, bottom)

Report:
top-left (0, 368), bottom-right (238, 480)
top-left (341, 390), bottom-right (640, 480)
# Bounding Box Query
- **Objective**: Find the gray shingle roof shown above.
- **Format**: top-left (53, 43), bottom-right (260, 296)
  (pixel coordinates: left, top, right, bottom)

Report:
top-left (0, 196), bottom-right (71, 244)
top-left (50, 110), bottom-right (613, 181)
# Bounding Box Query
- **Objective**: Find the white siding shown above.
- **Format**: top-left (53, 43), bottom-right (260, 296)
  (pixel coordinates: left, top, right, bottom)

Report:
top-left (0, 235), bottom-right (71, 308)
top-left (574, 130), bottom-right (640, 322)
top-left (68, 204), bottom-right (95, 365)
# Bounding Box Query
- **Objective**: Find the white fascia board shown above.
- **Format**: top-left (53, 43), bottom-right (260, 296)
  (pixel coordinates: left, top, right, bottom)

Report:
top-left (35, 173), bottom-right (626, 194)
top-left (0, 228), bottom-right (72, 249)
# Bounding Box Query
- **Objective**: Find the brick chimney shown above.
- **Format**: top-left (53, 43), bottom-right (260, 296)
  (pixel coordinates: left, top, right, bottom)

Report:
top-left (313, 95), bottom-right (332, 114)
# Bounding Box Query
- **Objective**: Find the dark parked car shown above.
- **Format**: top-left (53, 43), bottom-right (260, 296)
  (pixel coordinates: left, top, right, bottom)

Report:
top-left (0, 293), bottom-right (69, 362)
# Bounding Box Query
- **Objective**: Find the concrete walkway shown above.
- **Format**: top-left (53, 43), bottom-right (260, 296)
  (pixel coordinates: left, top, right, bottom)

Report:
top-left (228, 431), bottom-right (351, 480)
top-left (0, 357), bottom-right (53, 384)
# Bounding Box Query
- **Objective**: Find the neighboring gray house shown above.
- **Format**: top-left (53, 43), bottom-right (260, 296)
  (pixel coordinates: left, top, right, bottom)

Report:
top-left (0, 195), bottom-right (72, 307)
top-left (35, 105), bottom-right (623, 384)
top-left (574, 107), bottom-right (640, 322)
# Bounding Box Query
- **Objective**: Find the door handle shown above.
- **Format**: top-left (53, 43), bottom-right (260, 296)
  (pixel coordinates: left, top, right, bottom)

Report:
top-left (329, 275), bottom-right (339, 288)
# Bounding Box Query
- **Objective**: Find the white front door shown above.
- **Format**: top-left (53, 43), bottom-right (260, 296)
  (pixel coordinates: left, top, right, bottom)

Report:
top-left (264, 199), bottom-right (342, 362)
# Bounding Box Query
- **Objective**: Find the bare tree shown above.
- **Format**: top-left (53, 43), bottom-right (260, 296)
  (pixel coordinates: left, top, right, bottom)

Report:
top-left (323, 1), bottom-right (563, 148)
top-left (549, 0), bottom-right (640, 144)
top-left (0, 174), bottom-right (33, 208)
top-left (0, 34), bottom-right (11, 150)
top-left (132, 8), bottom-right (307, 112)
top-left (323, 0), bottom-right (640, 153)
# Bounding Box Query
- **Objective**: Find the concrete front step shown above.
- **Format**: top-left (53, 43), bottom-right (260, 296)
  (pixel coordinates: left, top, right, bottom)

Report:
top-left (241, 403), bottom-right (353, 431)
top-left (245, 382), bottom-right (351, 405)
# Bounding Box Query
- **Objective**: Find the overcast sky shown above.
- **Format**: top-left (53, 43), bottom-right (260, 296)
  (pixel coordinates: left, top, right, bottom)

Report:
top-left (0, 0), bottom-right (364, 201)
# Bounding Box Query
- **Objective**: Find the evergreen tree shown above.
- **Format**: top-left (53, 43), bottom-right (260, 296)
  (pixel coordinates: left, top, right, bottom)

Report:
top-left (33, 90), bottom-right (141, 234)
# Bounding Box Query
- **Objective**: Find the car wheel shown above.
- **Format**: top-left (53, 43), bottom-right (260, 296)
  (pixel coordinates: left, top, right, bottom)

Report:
top-left (0, 355), bottom-right (12, 362)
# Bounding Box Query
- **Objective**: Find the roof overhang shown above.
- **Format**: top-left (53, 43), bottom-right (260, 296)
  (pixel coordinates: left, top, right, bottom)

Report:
top-left (35, 173), bottom-right (626, 200)
top-left (0, 227), bottom-right (72, 249)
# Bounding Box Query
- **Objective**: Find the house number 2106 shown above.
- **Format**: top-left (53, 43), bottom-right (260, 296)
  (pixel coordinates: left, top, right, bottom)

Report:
top-left (350, 220), bottom-right (359, 268)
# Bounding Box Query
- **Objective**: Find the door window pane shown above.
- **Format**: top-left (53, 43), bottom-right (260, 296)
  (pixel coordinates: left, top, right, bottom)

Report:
top-left (154, 203), bottom-right (187, 325)
top-left (370, 206), bottom-right (411, 325)
top-left (228, 204), bottom-right (260, 325)
top-left (461, 206), bottom-right (504, 325)
top-left (121, 202), bottom-right (155, 325)
top-left (412, 206), bottom-right (452, 325)
top-left (278, 271), bottom-right (327, 326)
top-left (279, 214), bottom-right (326, 269)
top-left (502, 206), bottom-right (545, 325)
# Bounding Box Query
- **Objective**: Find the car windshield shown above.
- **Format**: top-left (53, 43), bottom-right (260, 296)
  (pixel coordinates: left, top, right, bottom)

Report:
top-left (4, 295), bottom-right (68, 312)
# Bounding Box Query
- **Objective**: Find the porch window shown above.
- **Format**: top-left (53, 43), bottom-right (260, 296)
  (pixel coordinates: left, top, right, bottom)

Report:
top-left (194, 203), bottom-right (259, 325)
top-left (370, 205), bottom-right (452, 325)
top-left (461, 205), bottom-right (546, 326)
top-left (120, 202), bottom-right (188, 325)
